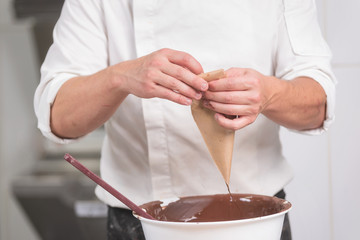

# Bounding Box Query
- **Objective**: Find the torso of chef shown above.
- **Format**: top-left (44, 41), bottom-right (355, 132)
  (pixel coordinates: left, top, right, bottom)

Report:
top-left (37, 0), bottom-right (334, 208)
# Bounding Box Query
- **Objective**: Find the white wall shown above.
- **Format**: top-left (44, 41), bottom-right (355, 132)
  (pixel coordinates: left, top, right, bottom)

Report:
top-left (283, 0), bottom-right (360, 239)
top-left (327, 1), bottom-right (360, 239)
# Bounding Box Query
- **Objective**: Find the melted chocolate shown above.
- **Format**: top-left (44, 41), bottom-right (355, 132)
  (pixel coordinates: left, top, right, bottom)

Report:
top-left (140, 194), bottom-right (291, 223)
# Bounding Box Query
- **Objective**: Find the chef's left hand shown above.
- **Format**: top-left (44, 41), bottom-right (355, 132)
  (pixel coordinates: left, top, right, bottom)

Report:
top-left (202, 68), bottom-right (275, 130)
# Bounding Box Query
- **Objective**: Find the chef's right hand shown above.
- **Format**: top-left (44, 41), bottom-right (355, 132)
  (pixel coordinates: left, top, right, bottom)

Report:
top-left (109, 48), bottom-right (208, 105)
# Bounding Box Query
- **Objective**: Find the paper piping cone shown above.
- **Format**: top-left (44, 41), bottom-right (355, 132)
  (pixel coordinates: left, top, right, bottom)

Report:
top-left (191, 69), bottom-right (235, 184)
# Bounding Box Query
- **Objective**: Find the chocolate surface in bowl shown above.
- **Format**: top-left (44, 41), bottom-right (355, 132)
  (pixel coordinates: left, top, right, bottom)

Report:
top-left (140, 194), bottom-right (291, 223)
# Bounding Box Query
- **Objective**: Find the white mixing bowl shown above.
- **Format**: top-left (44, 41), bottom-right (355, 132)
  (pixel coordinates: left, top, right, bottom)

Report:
top-left (134, 194), bottom-right (292, 240)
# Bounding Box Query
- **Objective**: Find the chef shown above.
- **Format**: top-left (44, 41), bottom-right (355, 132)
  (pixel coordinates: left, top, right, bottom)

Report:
top-left (34, 0), bottom-right (336, 239)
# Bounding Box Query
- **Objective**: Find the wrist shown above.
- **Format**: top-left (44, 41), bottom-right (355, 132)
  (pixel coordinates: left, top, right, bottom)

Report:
top-left (107, 63), bottom-right (130, 96)
top-left (261, 76), bottom-right (289, 115)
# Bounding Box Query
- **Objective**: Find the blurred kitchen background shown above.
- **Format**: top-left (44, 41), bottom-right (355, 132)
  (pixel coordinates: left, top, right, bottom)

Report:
top-left (0, 0), bottom-right (359, 239)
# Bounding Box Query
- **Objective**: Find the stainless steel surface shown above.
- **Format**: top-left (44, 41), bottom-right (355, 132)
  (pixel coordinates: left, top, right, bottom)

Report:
top-left (12, 159), bottom-right (107, 240)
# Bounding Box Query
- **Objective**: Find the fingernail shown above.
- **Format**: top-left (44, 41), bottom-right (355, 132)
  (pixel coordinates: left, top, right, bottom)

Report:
top-left (215, 113), bottom-right (219, 120)
top-left (201, 82), bottom-right (208, 91)
top-left (195, 92), bottom-right (202, 100)
top-left (185, 98), bottom-right (192, 105)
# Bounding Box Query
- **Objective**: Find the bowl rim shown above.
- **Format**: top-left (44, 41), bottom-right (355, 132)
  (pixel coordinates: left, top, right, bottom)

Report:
top-left (133, 193), bottom-right (292, 226)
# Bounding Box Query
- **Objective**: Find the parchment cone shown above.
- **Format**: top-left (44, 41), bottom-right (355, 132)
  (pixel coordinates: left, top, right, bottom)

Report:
top-left (191, 69), bottom-right (235, 185)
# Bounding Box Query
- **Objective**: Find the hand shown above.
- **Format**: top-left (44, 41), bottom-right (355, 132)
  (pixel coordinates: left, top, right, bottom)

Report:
top-left (202, 68), bottom-right (274, 130)
top-left (110, 48), bottom-right (209, 105)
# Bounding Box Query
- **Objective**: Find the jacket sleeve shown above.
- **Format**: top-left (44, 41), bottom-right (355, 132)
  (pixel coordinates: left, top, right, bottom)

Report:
top-left (275, 0), bottom-right (337, 135)
top-left (34, 0), bottom-right (108, 143)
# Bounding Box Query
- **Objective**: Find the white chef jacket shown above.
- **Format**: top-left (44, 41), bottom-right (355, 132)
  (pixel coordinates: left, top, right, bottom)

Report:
top-left (34, 0), bottom-right (336, 208)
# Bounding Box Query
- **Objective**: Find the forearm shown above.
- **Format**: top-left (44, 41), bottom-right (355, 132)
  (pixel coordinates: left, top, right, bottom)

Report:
top-left (51, 67), bottom-right (127, 139)
top-left (262, 76), bottom-right (327, 131)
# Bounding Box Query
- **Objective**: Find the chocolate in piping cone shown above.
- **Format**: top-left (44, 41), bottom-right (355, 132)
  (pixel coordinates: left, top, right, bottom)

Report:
top-left (191, 69), bottom-right (235, 184)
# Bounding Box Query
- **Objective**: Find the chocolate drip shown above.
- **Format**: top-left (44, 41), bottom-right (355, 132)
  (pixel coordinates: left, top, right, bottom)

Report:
top-left (226, 183), bottom-right (241, 212)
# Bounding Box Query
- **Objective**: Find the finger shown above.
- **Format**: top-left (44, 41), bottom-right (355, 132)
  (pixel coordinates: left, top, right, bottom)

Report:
top-left (225, 68), bottom-right (248, 77)
top-left (204, 100), bottom-right (258, 117)
top-left (165, 49), bottom-right (204, 75)
top-left (156, 72), bottom-right (202, 100)
top-left (155, 84), bottom-right (193, 106)
top-left (208, 77), bottom-right (250, 91)
top-left (162, 63), bottom-right (208, 91)
top-left (203, 90), bottom-right (253, 105)
top-left (214, 113), bottom-right (255, 131)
